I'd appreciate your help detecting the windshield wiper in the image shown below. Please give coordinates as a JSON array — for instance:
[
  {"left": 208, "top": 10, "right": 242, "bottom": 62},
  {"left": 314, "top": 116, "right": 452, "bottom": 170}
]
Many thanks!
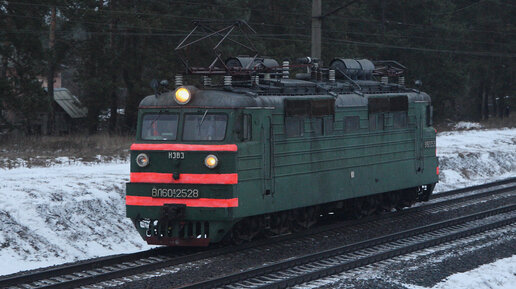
[{"left": 199, "top": 109, "right": 208, "bottom": 128}]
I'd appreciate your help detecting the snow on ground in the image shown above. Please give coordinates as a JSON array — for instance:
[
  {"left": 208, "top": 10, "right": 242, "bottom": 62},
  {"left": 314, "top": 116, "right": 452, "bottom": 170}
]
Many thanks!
[
  {"left": 435, "top": 128, "right": 516, "bottom": 192},
  {"left": 405, "top": 255, "right": 516, "bottom": 289},
  {"left": 0, "top": 126, "right": 515, "bottom": 278},
  {"left": 453, "top": 121, "right": 483, "bottom": 130},
  {"left": 0, "top": 163, "right": 151, "bottom": 275}
]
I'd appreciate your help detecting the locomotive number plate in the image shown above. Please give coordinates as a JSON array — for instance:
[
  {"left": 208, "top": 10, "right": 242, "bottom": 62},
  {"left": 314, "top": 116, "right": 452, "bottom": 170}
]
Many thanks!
[
  {"left": 168, "top": 152, "right": 185, "bottom": 159},
  {"left": 152, "top": 188, "right": 199, "bottom": 198},
  {"left": 424, "top": 140, "right": 436, "bottom": 148}
]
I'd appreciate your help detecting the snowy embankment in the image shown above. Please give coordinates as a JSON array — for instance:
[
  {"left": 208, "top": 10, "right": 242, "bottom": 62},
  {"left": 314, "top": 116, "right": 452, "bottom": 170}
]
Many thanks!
[
  {"left": 0, "top": 126, "right": 515, "bottom": 279},
  {"left": 435, "top": 128, "right": 516, "bottom": 192},
  {"left": 0, "top": 163, "right": 151, "bottom": 275}
]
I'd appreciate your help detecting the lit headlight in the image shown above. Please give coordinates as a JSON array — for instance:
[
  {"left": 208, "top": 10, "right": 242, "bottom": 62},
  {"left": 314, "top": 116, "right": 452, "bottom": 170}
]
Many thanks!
[
  {"left": 204, "top": 154, "right": 218, "bottom": 169},
  {"left": 136, "top": 153, "right": 149, "bottom": 167},
  {"left": 175, "top": 87, "right": 191, "bottom": 105}
]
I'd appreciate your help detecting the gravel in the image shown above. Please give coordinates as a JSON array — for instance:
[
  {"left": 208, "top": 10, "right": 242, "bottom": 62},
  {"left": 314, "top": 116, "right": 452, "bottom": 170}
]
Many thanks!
[{"left": 315, "top": 224, "right": 515, "bottom": 289}]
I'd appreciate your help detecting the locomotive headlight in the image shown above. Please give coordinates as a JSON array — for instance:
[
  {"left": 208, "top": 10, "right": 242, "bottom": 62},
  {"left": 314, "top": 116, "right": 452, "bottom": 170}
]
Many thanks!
[
  {"left": 136, "top": 153, "right": 150, "bottom": 167},
  {"left": 204, "top": 154, "right": 218, "bottom": 169},
  {"left": 174, "top": 87, "right": 191, "bottom": 105}
]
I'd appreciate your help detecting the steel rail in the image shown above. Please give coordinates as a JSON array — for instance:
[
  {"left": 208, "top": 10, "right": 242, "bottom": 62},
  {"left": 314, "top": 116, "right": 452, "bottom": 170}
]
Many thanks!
[
  {"left": 180, "top": 204, "right": 516, "bottom": 288},
  {"left": 0, "top": 247, "right": 176, "bottom": 288},
  {"left": 433, "top": 177, "right": 516, "bottom": 199},
  {"left": 1, "top": 177, "right": 515, "bottom": 288}
]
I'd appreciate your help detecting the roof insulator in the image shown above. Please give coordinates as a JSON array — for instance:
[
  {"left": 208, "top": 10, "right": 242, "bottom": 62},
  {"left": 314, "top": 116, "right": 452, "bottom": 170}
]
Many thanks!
[
  {"left": 329, "top": 69, "right": 336, "bottom": 82},
  {"left": 203, "top": 76, "right": 212, "bottom": 87},
  {"left": 282, "top": 60, "right": 290, "bottom": 79},
  {"left": 175, "top": 74, "right": 183, "bottom": 87},
  {"left": 381, "top": 76, "right": 388, "bottom": 85},
  {"left": 224, "top": 75, "right": 232, "bottom": 87}
]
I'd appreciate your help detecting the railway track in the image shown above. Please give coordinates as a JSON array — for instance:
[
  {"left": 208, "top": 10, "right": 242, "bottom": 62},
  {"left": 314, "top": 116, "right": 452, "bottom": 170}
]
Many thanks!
[
  {"left": 181, "top": 205, "right": 516, "bottom": 289},
  {"left": 1, "top": 177, "right": 515, "bottom": 289}
]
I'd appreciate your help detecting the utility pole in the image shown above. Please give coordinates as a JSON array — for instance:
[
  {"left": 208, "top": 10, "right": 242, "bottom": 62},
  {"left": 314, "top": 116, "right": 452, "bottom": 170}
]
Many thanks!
[
  {"left": 311, "top": 0, "right": 359, "bottom": 61},
  {"left": 311, "top": 0, "right": 322, "bottom": 60},
  {"left": 47, "top": 5, "right": 56, "bottom": 135},
  {"left": 109, "top": 9, "right": 118, "bottom": 133}
]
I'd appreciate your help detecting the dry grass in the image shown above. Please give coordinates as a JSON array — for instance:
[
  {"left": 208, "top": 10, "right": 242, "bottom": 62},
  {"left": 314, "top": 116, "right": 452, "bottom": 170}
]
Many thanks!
[
  {"left": 0, "top": 134, "right": 134, "bottom": 168},
  {"left": 480, "top": 114, "right": 516, "bottom": 129},
  {"left": 435, "top": 114, "right": 516, "bottom": 132}
]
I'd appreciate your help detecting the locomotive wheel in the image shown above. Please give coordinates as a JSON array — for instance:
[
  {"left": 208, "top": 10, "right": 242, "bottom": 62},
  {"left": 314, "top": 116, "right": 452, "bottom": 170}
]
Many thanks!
[
  {"left": 269, "top": 212, "right": 291, "bottom": 235},
  {"left": 232, "top": 218, "right": 261, "bottom": 244},
  {"left": 382, "top": 192, "right": 400, "bottom": 212},
  {"left": 396, "top": 188, "right": 417, "bottom": 211},
  {"left": 295, "top": 206, "right": 319, "bottom": 229},
  {"left": 360, "top": 196, "right": 380, "bottom": 216},
  {"left": 350, "top": 198, "right": 365, "bottom": 219},
  {"left": 249, "top": 216, "right": 264, "bottom": 240}
]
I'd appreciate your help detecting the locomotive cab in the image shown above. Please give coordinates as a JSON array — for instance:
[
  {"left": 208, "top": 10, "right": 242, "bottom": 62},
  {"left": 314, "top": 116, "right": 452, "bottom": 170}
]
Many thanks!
[{"left": 126, "top": 87, "right": 246, "bottom": 246}]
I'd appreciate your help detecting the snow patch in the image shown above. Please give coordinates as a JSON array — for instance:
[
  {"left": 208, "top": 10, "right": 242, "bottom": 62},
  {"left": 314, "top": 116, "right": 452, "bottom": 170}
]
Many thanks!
[
  {"left": 0, "top": 163, "right": 151, "bottom": 276},
  {"left": 0, "top": 155, "right": 129, "bottom": 170},
  {"left": 435, "top": 128, "right": 516, "bottom": 192},
  {"left": 453, "top": 121, "right": 483, "bottom": 130},
  {"left": 405, "top": 255, "right": 516, "bottom": 289}
]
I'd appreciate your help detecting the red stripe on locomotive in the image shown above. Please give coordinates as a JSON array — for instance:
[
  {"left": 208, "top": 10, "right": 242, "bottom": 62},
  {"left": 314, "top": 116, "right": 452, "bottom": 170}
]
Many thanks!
[
  {"left": 126, "top": 195, "right": 238, "bottom": 207},
  {"left": 130, "top": 143, "right": 238, "bottom": 151},
  {"left": 130, "top": 172, "right": 238, "bottom": 184}
]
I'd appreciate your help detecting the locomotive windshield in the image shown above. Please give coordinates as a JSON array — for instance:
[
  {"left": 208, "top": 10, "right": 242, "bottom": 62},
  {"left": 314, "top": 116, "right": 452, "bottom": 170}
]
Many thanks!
[
  {"left": 141, "top": 114, "right": 178, "bottom": 140},
  {"left": 183, "top": 113, "right": 227, "bottom": 141},
  {"left": 140, "top": 112, "right": 228, "bottom": 141}
]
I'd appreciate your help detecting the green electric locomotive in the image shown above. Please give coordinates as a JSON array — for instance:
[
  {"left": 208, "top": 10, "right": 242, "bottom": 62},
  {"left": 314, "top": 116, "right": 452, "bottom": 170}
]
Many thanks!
[
  {"left": 125, "top": 21, "right": 438, "bottom": 246},
  {"left": 125, "top": 57, "right": 438, "bottom": 246}
]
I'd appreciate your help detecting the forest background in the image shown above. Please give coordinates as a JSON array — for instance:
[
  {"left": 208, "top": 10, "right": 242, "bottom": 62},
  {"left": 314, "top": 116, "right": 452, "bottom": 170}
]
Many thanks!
[{"left": 0, "top": 0, "right": 514, "bottom": 135}]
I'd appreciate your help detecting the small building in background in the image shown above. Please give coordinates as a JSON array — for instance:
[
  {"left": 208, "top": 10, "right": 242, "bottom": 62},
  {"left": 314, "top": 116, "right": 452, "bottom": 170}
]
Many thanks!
[
  {"left": 1, "top": 63, "right": 88, "bottom": 134},
  {"left": 36, "top": 88, "right": 88, "bottom": 134}
]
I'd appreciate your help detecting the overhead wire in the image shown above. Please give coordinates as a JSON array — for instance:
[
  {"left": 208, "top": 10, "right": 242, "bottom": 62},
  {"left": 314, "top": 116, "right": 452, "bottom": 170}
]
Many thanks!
[
  {"left": 431, "top": 0, "right": 489, "bottom": 16},
  {"left": 1, "top": 1, "right": 514, "bottom": 58},
  {"left": 2, "top": 1, "right": 308, "bottom": 31},
  {"left": 146, "top": 0, "right": 310, "bottom": 17},
  {"left": 251, "top": 34, "right": 516, "bottom": 58},
  {"left": 2, "top": 28, "right": 514, "bottom": 58},
  {"left": 3, "top": 11, "right": 514, "bottom": 49},
  {"left": 4, "top": 0, "right": 515, "bottom": 36}
]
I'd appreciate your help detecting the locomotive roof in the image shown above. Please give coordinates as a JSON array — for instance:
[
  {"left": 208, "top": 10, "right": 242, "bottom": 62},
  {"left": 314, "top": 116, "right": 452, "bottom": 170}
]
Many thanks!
[{"left": 139, "top": 80, "right": 430, "bottom": 109}]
